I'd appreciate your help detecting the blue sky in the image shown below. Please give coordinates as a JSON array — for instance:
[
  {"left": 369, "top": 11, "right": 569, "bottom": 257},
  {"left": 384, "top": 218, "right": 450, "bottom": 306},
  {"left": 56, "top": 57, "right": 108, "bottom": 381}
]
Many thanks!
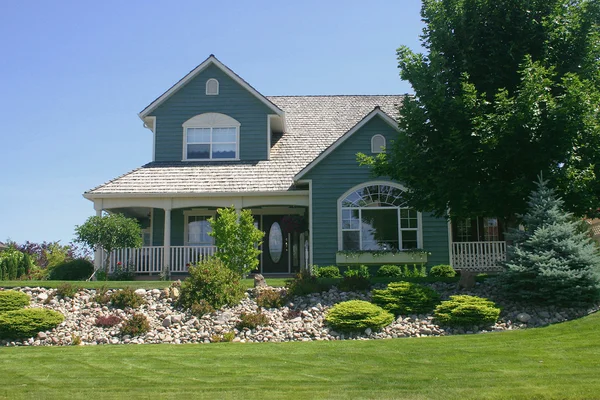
[{"left": 0, "top": 0, "right": 425, "bottom": 245}]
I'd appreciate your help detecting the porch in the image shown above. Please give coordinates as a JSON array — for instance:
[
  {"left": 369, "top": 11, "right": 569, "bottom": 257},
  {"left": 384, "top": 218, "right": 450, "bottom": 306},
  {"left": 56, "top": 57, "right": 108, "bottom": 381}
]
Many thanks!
[{"left": 451, "top": 241, "right": 507, "bottom": 272}]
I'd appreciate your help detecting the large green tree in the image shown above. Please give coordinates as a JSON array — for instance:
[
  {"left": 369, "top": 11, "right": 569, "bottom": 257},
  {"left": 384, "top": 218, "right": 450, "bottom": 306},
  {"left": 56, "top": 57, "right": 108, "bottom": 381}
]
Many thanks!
[{"left": 362, "top": 0, "right": 600, "bottom": 220}]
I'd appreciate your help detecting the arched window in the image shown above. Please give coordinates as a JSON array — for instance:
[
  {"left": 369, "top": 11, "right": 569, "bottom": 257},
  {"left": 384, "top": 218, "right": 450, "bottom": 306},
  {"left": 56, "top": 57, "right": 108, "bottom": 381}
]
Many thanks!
[
  {"left": 206, "top": 78, "right": 219, "bottom": 95},
  {"left": 371, "top": 134, "right": 386, "bottom": 153},
  {"left": 183, "top": 113, "right": 240, "bottom": 160},
  {"left": 339, "top": 183, "right": 421, "bottom": 251}
]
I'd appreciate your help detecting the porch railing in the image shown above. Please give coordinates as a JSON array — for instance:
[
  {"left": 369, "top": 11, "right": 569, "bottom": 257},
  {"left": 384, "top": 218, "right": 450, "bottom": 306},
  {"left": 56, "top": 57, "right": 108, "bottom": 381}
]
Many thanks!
[
  {"left": 102, "top": 245, "right": 217, "bottom": 274},
  {"left": 451, "top": 241, "right": 506, "bottom": 272}
]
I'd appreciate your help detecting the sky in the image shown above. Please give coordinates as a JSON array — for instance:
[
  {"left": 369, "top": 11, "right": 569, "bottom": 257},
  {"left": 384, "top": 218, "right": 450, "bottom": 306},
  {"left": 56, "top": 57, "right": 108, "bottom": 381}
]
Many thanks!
[{"left": 0, "top": 0, "right": 425, "bottom": 246}]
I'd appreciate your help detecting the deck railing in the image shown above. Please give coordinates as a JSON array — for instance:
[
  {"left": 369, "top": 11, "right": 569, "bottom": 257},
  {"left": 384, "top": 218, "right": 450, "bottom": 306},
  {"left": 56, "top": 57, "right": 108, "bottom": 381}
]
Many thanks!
[
  {"left": 102, "top": 245, "right": 217, "bottom": 274},
  {"left": 451, "top": 241, "right": 506, "bottom": 272}
]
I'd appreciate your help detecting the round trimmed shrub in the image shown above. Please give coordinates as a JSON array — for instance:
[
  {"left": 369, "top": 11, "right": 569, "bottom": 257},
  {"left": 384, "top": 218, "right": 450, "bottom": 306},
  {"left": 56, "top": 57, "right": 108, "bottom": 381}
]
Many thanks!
[
  {"left": 429, "top": 264, "right": 456, "bottom": 278},
  {"left": 0, "top": 291, "right": 30, "bottom": 313},
  {"left": 325, "top": 300, "right": 393, "bottom": 332},
  {"left": 434, "top": 295, "right": 500, "bottom": 327},
  {"left": 372, "top": 281, "right": 441, "bottom": 315},
  {"left": 178, "top": 257, "right": 245, "bottom": 310},
  {"left": 0, "top": 308, "right": 64, "bottom": 339},
  {"left": 377, "top": 265, "right": 403, "bottom": 278},
  {"left": 48, "top": 258, "right": 94, "bottom": 281},
  {"left": 120, "top": 313, "right": 150, "bottom": 336},
  {"left": 314, "top": 266, "right": 342, "bottom": 278}
]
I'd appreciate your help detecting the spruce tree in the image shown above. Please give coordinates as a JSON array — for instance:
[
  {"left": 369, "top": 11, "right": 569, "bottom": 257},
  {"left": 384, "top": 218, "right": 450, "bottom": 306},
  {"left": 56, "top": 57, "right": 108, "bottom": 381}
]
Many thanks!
[{"left": 501, "top": 177, "right": 600, "bottom": 306}]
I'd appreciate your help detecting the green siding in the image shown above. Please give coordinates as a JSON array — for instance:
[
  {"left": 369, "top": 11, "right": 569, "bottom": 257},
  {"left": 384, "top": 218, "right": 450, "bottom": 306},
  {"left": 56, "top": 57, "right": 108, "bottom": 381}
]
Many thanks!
[
  {"left": 151, "top": 64, "right": 274, "bottom": 161},
  {"left": 303, "top": 115, "right": 450, "bottom": 267}
]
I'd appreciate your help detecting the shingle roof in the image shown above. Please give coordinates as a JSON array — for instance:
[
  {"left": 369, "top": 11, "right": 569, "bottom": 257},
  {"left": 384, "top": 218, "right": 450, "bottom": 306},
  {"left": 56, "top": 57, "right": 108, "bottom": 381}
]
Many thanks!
[{"left": 86, "top": 95, "right": 404, "bottom": 196}]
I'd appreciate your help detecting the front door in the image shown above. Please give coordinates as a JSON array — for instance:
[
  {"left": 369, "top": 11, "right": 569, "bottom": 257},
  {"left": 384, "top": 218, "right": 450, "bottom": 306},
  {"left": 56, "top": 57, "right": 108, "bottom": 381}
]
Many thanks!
[{"left": 262, "top": 215, "right": 289, "bottom": 273}]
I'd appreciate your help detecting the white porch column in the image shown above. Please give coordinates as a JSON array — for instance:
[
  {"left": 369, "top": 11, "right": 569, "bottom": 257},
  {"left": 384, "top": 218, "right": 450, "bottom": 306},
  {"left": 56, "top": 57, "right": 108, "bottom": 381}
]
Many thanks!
[
  {"left": 94, "top": 205, "right": 103, "bottom": 272},
  {"left": 163, "top": 207, "right": 172, "bottom": 276}
]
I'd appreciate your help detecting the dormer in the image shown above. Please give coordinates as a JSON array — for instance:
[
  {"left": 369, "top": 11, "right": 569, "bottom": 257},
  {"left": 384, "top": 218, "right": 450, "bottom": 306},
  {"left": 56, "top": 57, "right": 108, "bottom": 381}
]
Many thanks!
[{"left": 139, "top": 55, "right": 285, "bottom": 162}]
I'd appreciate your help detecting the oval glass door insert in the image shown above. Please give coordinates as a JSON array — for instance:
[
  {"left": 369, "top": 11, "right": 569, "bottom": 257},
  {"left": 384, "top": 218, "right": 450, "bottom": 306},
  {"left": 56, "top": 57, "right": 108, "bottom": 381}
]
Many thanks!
[{"left": 269, "top": 222, "right": 283, "bottom": 263}]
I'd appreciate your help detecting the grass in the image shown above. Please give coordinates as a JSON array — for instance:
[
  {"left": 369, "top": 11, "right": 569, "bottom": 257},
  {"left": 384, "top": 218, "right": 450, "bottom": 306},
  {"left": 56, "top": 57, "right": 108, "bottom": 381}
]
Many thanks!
[
  {"left": 0, "top": 278, "right": 288, "bottom": 290},
  {"left": 1, "top": 312, "right": 599, "bottom": 399}
]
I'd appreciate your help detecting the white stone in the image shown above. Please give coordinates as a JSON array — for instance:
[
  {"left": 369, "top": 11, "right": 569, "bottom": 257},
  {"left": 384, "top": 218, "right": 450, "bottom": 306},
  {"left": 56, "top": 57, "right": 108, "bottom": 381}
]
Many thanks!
[{"left": 516, "top": 313, "right": 531, "bottom": 323}]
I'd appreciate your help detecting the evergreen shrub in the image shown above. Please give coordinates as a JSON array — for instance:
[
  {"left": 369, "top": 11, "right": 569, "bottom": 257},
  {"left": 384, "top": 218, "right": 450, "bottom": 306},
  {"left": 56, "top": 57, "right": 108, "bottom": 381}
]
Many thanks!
[
  {"left": 110, "top": 287, "right": 146, "bottom": 309},
  {"left": 325, "top": 300, "right": 393, "bottom": 332},
  {"left": 314, "top": 265, "right": 342, "bottom": 278},
  {"left": 434, "top": 295, "right": 500, "bottom": 327},
  {"left": 0, "top": 291, "right": 30, "bottom": 313},
  {"left": 429, "top": 265, "right": 456, "bottom": 278},
  {"left": 0, "top": 308, "right": 64, "bottom": 339},
  {"left": 0, "top": 249, "right": 33, "bottom": 280},
  {"left": 120, "top": 313, "right": 150, "bottom": 336},
  {"left": 371, "top": 281, "right": 441, "bottom": 315},
  {"left": 48, "top": 258, "right": 94, "bottom": 280},
  {"left": 377, "top": 265, "right": 403, "bottom": 278},
  {"left": 178, "top": 257, "right": 245, "bottom": 310},
  {"left": 344, "top": 265, "right": 370, "bottom": 279}
]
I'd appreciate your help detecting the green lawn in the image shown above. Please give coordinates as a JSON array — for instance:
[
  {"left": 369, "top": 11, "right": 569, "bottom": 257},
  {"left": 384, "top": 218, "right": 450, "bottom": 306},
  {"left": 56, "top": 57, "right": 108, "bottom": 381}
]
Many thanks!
[
  {"left": 1, "top": 312, "right": 599, "bottom": 399},
  {"left": 0, "top": 278, "right": 288, "bottom": 290}
]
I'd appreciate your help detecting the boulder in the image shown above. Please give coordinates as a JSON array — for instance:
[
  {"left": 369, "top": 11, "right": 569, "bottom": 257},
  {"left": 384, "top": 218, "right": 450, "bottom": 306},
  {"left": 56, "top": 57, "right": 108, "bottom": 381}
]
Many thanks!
[
  {"left": 254, "top": 274, "right": 267, "bottom": 288},
  {"left": 516, "top": 313, "right": 531, "bottom": 323},
  {"left": 458, "top": 270, "right": 477, "bottom": 289}
]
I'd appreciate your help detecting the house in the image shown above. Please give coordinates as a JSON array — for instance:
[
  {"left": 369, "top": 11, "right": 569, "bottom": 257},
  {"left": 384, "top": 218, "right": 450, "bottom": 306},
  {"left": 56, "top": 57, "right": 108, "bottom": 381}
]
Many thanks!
[
  {"left": 0, "top": 242, "right": 7, "bottom": 252},
  {"left": 84, "top": 55, "right": 506, "bottom": 276}
]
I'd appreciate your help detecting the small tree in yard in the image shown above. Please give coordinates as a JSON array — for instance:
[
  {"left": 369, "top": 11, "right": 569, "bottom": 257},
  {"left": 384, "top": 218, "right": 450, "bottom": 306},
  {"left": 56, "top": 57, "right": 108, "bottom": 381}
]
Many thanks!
[
  {"left": 208, "top": 206, "right": 264, "bottom": 276},
  {"left": 500, "top": 177, "right": 600, "bottom": 307},
  {"left": 74, "top": 213, "right": 142, "bottom": 280}
]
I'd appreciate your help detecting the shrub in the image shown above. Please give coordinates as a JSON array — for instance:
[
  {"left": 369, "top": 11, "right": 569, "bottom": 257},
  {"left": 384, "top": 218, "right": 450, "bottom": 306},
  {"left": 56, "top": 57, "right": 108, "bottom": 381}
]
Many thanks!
[
  {"left": 377, "top": 265, "right": 403, "bottom": 278},
  {"left": 371, "top": 282, "right": 441, "bottom": 315},
  {"left": 93, "top": 286, "right": 111, "bottom": 304},
  {"left": 0, "top": 291, "right": 30, "bottom": 313},
  {"left": 337, "top": 276, "right": 371, "bottom": 292},
  {"left": 178, "top": 257, "right": 245, "bottom": 310},
  {"left": 48, "top": 258, "right": 94, "bottom": 281},
  {"left": 236, "top": 312, "right": 269, "bottom": 330},
  {"left": 108, "top": 262, "right": 136, "bottom": 281},
  {"left": 0, "top": 308, "right": 64, "bottom": 339},
  {"left": 429, "top": 264, "right": 456, "bottom": 278},
  {"left": 325, "top": 300, "right": 393, "bottom": 332},
  {"left": 120, "top": 313, "right": 150, "bottom": 336},
  {"left": 0, "top": 249, "right": 33, "bottom": 280},
  {"left": 434, "top": 295, "right": 501, "bottom": 327},
  {"left": 189, "top": 300, "right": 215, "bottom": 317},
  {"left": 256, "top": 289, "right": 285, "bottom": 309},
  {"left": 314, "top": 266, "right": 342, "bottom": 278},
  {"left": 222, "top": 331, "right": 236, "bottom": 342},
  {"left": 110, "top": 287, "right": 146, "bottom": 309},
  {"left": 286, "top": 270, "right": 329, "bottom": 297},
  {"left": 95, "top": 315, "right": 122, "bottom": 328},
  {"left": 401, "top": 264, "right": 427, "bottom": 278},
  {"left": 56, "top": 283, "right": 81, "bottom": 298},
  {"left": 71, "top": 333, "right": 82, "bottom": 346},
  {"left": 344, "top": 265, "right": 370, "bottom": 279}
]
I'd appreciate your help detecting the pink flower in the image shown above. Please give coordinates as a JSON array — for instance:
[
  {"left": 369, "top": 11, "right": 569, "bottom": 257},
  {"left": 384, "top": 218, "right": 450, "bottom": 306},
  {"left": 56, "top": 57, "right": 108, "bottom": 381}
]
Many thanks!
[{"left": 117, "top": 261, "right": 122, "bottom": 266}]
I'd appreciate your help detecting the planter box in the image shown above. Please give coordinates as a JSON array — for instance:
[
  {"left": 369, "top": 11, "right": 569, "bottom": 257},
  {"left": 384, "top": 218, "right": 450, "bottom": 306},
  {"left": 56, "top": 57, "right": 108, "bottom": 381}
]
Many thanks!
[{"left": 336, "top": 252, "right": 428, "bottom": 265}]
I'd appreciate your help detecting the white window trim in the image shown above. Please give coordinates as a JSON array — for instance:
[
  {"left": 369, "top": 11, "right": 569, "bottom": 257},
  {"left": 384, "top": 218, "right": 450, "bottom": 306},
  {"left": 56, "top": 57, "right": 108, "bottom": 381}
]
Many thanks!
[
  {"left": 206, "top": 78, "right": 219, "bottom": 95},
  {"left": 183, "top": 210, "right": 217, "bottom": 246},
  {"left": 371, "top": 134, "right": 386, "bottom": 154},
  {"left": 182, "top": 113, "right": 241, "bottom": 161},
  {"left": 337, "top": 181, "right": 423, "bottom": 251}
]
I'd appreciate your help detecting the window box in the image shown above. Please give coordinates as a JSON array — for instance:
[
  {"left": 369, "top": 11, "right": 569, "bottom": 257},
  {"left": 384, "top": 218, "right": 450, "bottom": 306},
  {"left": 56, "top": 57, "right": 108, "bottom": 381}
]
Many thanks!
[{"left": 336, "top": 251, "right": 428, "bottom": 265}]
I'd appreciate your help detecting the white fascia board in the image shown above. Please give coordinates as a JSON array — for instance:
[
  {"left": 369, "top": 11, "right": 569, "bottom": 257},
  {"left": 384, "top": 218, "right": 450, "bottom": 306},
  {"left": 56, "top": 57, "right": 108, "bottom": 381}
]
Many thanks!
[
  {"left": 83, "top": 190, "right": 309, "bottom": 200},
  {"left": 138, "top": 55, "right": 285, "bottom": 120},
  {"left": 293, "top": 108, "right": 398, "bottom": 181}
]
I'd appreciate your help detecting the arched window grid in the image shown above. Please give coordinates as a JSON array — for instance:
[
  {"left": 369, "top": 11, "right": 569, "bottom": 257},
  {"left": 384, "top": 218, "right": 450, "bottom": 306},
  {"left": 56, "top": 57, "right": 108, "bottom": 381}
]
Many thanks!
[
  {"left": 371, "top": 134, "right": 386, "bottom": 154},
  {"left": 339, "top": 184, "right": 420, "bottom": 251},
  {"left": 206, "top": 78, "right": 219, "bottom": 95}
]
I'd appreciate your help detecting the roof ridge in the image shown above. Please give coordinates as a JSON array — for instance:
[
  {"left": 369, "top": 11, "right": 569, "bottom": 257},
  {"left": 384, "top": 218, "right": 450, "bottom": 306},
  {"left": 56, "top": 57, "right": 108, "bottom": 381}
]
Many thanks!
[{"left": 266, "top": 94, "right": 408, "bottom": 98}]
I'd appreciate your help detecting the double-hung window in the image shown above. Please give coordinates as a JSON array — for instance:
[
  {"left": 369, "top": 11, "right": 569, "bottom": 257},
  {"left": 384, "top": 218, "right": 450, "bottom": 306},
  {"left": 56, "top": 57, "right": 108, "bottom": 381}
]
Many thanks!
[{"left": 183, "top": 113, "right": 240, "bottom": 161}]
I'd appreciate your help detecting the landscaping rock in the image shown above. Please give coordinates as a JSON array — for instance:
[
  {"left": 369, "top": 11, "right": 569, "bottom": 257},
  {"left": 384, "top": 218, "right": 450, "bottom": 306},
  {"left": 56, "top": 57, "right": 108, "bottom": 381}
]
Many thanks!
[
  {"left": 254, "top": 274, "right": 268, "bottom": 288},
  {"left": 516, "top": 313, "right": 531, "bottom": 323}
]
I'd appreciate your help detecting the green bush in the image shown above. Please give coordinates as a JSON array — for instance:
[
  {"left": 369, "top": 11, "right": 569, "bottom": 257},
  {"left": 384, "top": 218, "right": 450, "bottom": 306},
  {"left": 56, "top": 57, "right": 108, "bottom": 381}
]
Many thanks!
[
  {"left": 401, "top": 264, "right": 427, "bottom": 278},
  {"left": 314, "top": 266, "right": 342, "bottom": 278},
  {"left": 0, "top": 249, "right": 33, "bottom": 280},
  {"left": 371, "top": 282, "right": 441, "bottom": 315},
  {"left": 108, "top": 262, "right": 136, "bottom": 281},
  {"left": 434, "top": 295, "right": 501, "bottom": 327},
  {"left": 0, "top": 291, "right": 30, "bottom": 313},
  {"left": 178, "top": 257, "right": 245, "bottom": 310},
  {"left": 0, "top": 308, "right": 64, "bottom": 339},
  {"left": 429, "top": 264, "right": 456, "bottom": 278},
  {"left": 120, "top": 313, "right": 150, "bottom": 336},
  {"left": 325, "top": 300, "right": 393, "bottom": 332},
  {"left": 110, "top": 287, "right": 146, "bottom": 309},
  {"left": 337, "top": 276, "right": 371, "bottom": 292},
  {"left": 344, "top": 265, "right": 370, "bottom": 279},
  {"left": 56, "top": 283, "right": 81, "bottom": 298},
  {"left": 48, "top": 258, "right": 94, "bottom": 281},
  {"left": 236, "top": 312, "right": 269, "bottom": 330},
  {"left": 93, "top": 286, "right": 111, "bottom": 304},
  {"left": 286, "top": 270, "right": 330, "bottom": 297},
  {"left": 189, "top": 300, "right": 215, "bottom": 317},
  {"left": 377, "top": 265, "right": 403, "bottom": 278},
  {"left": 256, "top": 289, "right": 285, "bottom": 309}
]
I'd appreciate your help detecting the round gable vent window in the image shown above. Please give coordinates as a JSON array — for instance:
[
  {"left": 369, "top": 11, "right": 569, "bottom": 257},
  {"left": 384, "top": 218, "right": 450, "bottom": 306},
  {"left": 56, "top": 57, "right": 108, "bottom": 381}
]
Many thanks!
[{"left": 269, "top": 222, "right": 283, "bottom": 263}]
